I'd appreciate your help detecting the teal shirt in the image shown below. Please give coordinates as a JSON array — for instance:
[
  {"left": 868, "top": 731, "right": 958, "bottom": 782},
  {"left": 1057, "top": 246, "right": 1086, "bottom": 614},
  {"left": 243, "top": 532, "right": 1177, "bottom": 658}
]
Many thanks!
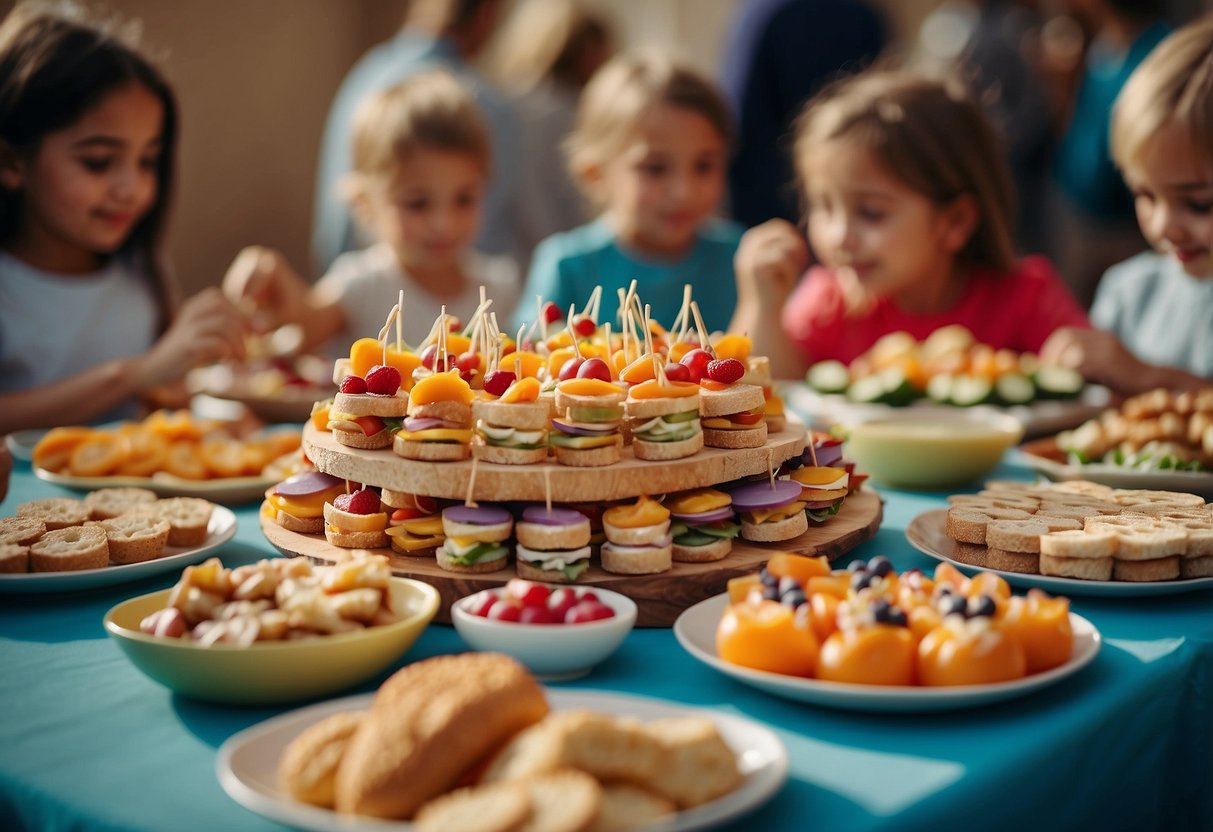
[{"left": 513, "top": 218, "right": 744, "bottom": 334}]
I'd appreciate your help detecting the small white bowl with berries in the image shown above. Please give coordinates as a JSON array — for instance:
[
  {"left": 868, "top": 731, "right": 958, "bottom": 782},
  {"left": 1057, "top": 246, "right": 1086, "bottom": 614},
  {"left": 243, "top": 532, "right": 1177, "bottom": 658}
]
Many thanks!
[{"left": 451, "top": 579, "right": 637, "bottom": 680}]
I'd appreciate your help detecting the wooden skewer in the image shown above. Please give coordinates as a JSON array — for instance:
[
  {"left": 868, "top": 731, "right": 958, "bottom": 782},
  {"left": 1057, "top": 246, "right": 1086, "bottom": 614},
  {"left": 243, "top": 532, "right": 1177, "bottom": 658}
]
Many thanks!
[
  {"left": 586, "top": 285, "right": 603, "bottom": 322},
  {"left": 807, "top": 436, "right": 819, "bottom": 467},
  {"left": 603, "top": 322, "right": 613, "bottom": 379},
  {"left": 439, "top": 305, "right": 448, "bottom": 371},
  {"left": 465, "top": 452, "right": 480, "bottom": 507},
  {"left": 544, "top": 467, "right": 552, "bottom": 514},
  {"left": 766, "top": 448, "right": 776, "bottom": 488},
  {"left": 565, "top": 304, "right": 578, "bottom": 353},
  {"left": 377, "top": 303, "right": 400, "bottom": 365},
  {"left": 690, "top": 301, "right": 711, "bottom": 353},
  {"left": 396, "top": 290, "right": 404, "bottom": 351}
]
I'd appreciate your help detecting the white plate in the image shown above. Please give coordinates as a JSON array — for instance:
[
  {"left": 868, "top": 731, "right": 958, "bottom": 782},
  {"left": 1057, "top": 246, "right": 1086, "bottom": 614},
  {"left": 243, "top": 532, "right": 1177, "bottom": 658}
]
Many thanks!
[
  {"left": 217, "top": 689, "right": 788, "bottom": 832},
  {"left": 783, "top": 383, "right": 1109, "bottom": 439},
  {"left": 674, "top": 594, "right": 1100, "bottom": 713},
  {"left": 0, "top": 506, "right": 236, "bottom": 593},
  {"left": 33, "top": 468, "right": 275, "bottom": 504},
  {"left": 1017, "top": 444, "right": 1213, "bottom": 500},
  {"left": 188, "top": 364, "right": 332, "bottom": 424},
  {"left": 906, "top": 509, "right": 1213, "bottom": 597},
  {"left": 5, "top": 429, "right": 48, "bottom": 462}
]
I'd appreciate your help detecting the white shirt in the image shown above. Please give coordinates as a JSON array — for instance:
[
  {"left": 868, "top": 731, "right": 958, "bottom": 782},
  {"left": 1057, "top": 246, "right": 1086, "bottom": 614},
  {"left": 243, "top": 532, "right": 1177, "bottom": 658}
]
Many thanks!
[
  {"left": 315, "top": 243, "right": 522, "bottom": 356},
  {"left": 0, "top": 251, "right": 159, "bottom": 396}
]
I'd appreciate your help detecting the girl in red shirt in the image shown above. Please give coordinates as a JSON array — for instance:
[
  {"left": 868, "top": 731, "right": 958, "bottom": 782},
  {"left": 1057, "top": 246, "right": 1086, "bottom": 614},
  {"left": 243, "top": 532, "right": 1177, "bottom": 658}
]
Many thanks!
[{"left": 732, "top": 70, "right": 1089, "bottom": 379}]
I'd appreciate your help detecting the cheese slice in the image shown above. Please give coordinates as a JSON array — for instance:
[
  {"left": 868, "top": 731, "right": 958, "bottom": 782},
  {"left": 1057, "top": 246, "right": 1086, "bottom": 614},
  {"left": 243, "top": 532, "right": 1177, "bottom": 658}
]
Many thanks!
[
  {"left": 397, "top": 428, "right": 473, "bottom": 443},
  {"left": 742, "top": 501, "right": 806, "bottom": 524},
  {"left": 398, "top": 515, "right": 444, "bottom": 536}
]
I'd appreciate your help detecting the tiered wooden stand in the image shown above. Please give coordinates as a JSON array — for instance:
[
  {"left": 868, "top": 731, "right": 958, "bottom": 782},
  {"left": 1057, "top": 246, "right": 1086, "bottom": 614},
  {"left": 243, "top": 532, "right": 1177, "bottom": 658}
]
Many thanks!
[{"left": 267, "top": 419, "right": 882, "bottom": 627}]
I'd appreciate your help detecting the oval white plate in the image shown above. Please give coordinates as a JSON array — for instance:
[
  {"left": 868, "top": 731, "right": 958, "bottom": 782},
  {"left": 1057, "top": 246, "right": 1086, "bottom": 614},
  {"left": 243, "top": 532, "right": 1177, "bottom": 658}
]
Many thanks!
[
  {"left": 674, "top": 594, "right": 1100, "bottom": 713},
  {"left": 907, "top": 509, "right": 1213, "bottom": 597},
  {"left": 0, "top": 506, "right": 236, "bottom": 594},
  {"left": 33, "top": 468, "right": 275, "bottom": 504},
  {"left": 1017, "top": 447, "right": 1213, "bottom": 500},
  {"left": 5, "top": 429, "right": 48, "bottom": 462},
  {"left": 216, "top": 688, "right": 788, "bottom": 832}
]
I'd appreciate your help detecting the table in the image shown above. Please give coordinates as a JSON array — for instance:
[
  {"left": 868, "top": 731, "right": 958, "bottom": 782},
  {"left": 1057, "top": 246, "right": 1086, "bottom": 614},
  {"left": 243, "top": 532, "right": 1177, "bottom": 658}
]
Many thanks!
[{"left": 1, "top": 455, "right": 1210, "bottom": 832}]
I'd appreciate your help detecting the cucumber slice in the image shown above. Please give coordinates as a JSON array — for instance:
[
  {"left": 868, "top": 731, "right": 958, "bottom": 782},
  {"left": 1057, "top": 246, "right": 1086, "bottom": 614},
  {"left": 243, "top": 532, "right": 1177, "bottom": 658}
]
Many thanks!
[
  {"left": 661, "top": 410, "right": 700, "bottom": 424},
  {"left": 994, "top": 373, "right": 1035, "bottom": 406},
  {"left": 876, "top": 367, "right": 918, "bottom": 407},
  {"left": 1034, "top": 366, "right": 1083, "bottom": 399},
  {"left": 673, "top": 530, "right": 719, "bottom": 546},
  {"left": 950, "top": 374, "right": 994, "bottom": 407},
  {"left": 847, "top": 374, "right": 888, "bottom": 404},
  {"left": 806, "top": 360, "right": 850, "bottom": 395},
  {"left": 567, "top": 405, "right": 625, "bottom": 422},
  {"left": 926, "top": 374, "right": 955, "bottom": 404}
]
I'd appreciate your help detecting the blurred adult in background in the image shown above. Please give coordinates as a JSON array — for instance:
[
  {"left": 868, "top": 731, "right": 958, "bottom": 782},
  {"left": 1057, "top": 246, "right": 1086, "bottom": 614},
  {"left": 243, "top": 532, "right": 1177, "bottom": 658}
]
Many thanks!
[
  {"left": 720, "top": 0, "right": 887, "bottom": 229},
  {"left": 312, "top": 0, "right": 517, "bottom": 274},
  {"left": 912, "top": 1, "right": 1054, "bottom": 253},
  {"left": 485, "top": 0, "right": 614, "bottom": 274},
  {"left": 1047, "top": 0, "right": 1170, "bottom": 308}
]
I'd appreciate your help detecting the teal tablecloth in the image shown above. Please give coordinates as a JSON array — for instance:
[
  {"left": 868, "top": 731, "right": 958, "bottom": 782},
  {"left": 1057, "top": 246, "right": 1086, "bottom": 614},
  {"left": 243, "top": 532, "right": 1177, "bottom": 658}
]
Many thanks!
[{"left": 1, "top": 456, "right": 1210, "bottom": 832}]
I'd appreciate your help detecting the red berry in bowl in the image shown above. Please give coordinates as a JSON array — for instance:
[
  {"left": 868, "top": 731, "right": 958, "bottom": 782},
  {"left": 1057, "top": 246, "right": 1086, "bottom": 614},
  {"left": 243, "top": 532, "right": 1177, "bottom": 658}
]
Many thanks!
[
  {"left": 483, "top": 369, "right": 516, "bottom": 397},
  {"left": 487, "top": 600, "right": 522, "bottom": 622},
  {"left": 566, "top": 600, "right": 615, "bottom": 624},
  {"left": 365, "top": 364, "right": 402, "bottom": 395},
  {"left": 506, "top": 578, "right": 550, "bottom": 608},
  {"left": 705, "top": 358, "right": 744, "bottom": 384},
  {"left": 470, "top": 591, "right": 497, "bottom": 618},
  {"left": 519, "top": 604, "right": 556, "bottom": 625},
  {"left": 333, "top": 488, "right": 381, "bottom": 515},
  {"left": 542, "top": 301, "right": 563, "bottom": 325},
  {"left": 679, "top": 348, "right": 713, "bottom": 383},
  {"left": 339, "top": 375, "right": 367, "bottom": 394},
  {"left": 546, "top": 587, "right": 579, "bottom": 620}
]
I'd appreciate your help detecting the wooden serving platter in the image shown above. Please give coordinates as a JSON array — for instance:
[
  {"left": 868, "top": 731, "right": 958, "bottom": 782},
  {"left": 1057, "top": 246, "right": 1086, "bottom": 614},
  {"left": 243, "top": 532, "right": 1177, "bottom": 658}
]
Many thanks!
[
  {"left": 260, "top": 490, "right": 883, "bottom": 627},
  {"left": 301, "top": 421, "right": 807, "bottom": 503}
]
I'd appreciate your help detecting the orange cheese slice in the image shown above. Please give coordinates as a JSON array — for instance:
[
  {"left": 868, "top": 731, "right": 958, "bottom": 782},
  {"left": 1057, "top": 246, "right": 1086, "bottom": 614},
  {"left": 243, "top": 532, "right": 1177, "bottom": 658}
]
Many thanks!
[
  {"left": 742, "top": 501, "right": 806, "bottom": 524},
  {"left": 397, "top": 428, "right": 473, "bottom": 443},
  {"left": 666, "top": 488, "right": 731, "bottom": 515}
]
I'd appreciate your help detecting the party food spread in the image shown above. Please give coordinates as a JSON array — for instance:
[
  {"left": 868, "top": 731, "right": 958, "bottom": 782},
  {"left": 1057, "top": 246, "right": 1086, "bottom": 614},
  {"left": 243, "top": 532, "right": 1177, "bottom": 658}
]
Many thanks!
[{"left": 1053, "top": 387, "right": 1213, "bottom": 471}]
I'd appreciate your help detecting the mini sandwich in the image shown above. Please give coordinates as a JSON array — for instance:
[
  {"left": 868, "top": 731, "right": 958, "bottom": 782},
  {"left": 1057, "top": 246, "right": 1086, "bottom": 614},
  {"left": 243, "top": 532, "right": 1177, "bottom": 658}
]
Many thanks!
[
  {"left": 742, "top": 356, "right": 786, "bottom": 433},
  {"left": 665, "top": 487, "right": 739, "bottom": 562},
  {"left": 551, "top": 378, "right": 626, "bottom": 467},
  {"left": 262, "top": 471, "right": 346, "bottom": 534},
  {"left": 625, "top": 378, "right": 703, "bottom": 460},
  {"left": 394, "top": 371, "right": 474, "bottom": 462},
  {"left": 437, "top": 505, "right": 512, "bottom": 573},
  {"left": 323, "top": 487, "right": 389, "bottom": 548},
  {"left": 601, "top": 495, "right": 672, "bottom": 575},
  {"left": 730, "top": 479, "right": 807, "bottom": 542},
  {"left": 327, "top": 367, "right": 408, "bottom": 449},
  {"left": 698, "top": 359, "right": 767, "bottom": 449},
  {"left": 514, "top": 505, "right": 592, "bottom": 583},
  {"left": 472, "top": 377, "right": 549, "bottom": 465},
  {"left": 789, "top": 466, "right": 849, "bottom": 523},
  {"left": 381, "top": 488, "right": 444, "bottom": 556}
]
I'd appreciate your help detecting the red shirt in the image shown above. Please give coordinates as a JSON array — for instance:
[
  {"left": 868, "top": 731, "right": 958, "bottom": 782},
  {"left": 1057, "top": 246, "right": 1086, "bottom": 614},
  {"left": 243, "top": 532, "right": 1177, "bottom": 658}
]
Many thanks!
[{"left": 781, "top": 256, "right": 1090, "bottom": 364}]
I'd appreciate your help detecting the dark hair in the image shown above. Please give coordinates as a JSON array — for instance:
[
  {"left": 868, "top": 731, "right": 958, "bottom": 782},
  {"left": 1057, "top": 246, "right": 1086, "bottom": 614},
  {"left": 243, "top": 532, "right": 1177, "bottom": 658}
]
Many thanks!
[{"left": 0, "top": 3, "right": 179, "bottom": 318}]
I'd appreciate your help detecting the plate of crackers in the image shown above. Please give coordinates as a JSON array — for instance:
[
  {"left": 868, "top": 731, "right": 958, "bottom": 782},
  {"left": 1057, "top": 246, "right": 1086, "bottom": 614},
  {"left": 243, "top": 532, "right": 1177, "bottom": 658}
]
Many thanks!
[
  {"left": 0, "top": 489, "right": 235, "bottom": 593},
  {"left": 217, "top": 653, "right": 788, "bottom": 832},
  {"left": 906, "top": 480, "right": 1213, "bottom": 596}
]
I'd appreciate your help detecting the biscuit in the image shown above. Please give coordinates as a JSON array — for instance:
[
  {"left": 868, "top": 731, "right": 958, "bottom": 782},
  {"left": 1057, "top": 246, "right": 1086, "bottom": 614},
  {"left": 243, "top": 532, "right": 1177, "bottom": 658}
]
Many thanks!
[
  {"left": 1039, "top": 529, "right": 1117, "bottom": 559},
  {"left": 518, "top": 769, "right": 603, "bottom": 832},
  {"left": 413, "top": 780, "right": 531, "bottom": 832},
  {"left": 1035, "top": 503, "right": 1106, "bottom": 520},
  {"left": 643, "top": 718, "right": 741, "bottom": 808},
  {"left": 29, "top": 525, "right": 108, "bottom": 572},
  {"left": 0, "top": 543, "right": 29, "bottom": 573},
  {"left": 985, "top": 520, "right": 1049, "bottom": 554},
  {"left": 949, "top": 541, "right": 988, "bottom": 567},
  {"left": 945, "top": 508, "right": 993, "bottom": 545},
  {"left": 1113, "top": 528, "right": 1186, "bottom": 561},
  {"left": 1039, "top": 552, "right": 1113, "bottom": 581},
  {"left": 129, "top": 497, "right": 214, "bottom": 546},
  {"left": 984, "top": 548, "right": 1040, "bottom": 574},
  {"left": 17, "top": 498, "right": 89, "bottom": 530},
  {"left": 587, "top": 784, "right": 675, "bottom": 832},
  {"left": 279, "top": 712, "right": 364, "bottom": 808},
  {"left": 1113, "top": 556, "right": 1180, "bottom": 582},
  {"left": 1030, "top": 514, "right": 1084, "bottom": 532},
  {"left": 334, "top": 653, "right": 549, "bottom": 819},
  {"left": 84, "top": 486, "right": 158, "bottom": 520},
  {"left": 0, "top": 516, "right": 46, "bottom": 546},
  {"left": 92, "top": 514, "right": 171, "bottom": 564}
]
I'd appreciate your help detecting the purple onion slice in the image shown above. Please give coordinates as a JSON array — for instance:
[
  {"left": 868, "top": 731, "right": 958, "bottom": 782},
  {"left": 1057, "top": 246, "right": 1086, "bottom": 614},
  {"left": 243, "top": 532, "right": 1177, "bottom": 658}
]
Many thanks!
[
  {"left": 807, "top": 443, "right": 844, "bottom": 468},
  {"left": 521, "top": 506, "right": 588, "bottom": 526},
  {"left": 443, "top": 505, "right": 512, "bottom": 525},
  {"left": 550, "top": 419, "right": 616, "bottom": 437},
  {"left": 405, "top": 417, "right": 452, "bottom": 432},
  {"left": 273, "top": 471, "right": 344, "bottom": 497},
  {"left": 729, "top": 479, "right": 803, "bottom": 511},
  {"left": 670, "top": 506, "right": 735, "bottom": 524}
]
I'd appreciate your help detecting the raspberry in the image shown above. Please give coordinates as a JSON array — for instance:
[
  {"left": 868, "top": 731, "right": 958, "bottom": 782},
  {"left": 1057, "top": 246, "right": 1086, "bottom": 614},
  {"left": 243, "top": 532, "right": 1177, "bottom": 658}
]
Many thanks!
[
  {"left": 705, "top": 358, "right": 745, "bottom": 384},
  {"left": 339, "top": 375, "right": 367, "bottom": 394},
  {"left": 333, "top": 487, "right": 381, "bottom": 515},
  {"left": 365, "top": 364, "right": 402, "bottom": 395}
]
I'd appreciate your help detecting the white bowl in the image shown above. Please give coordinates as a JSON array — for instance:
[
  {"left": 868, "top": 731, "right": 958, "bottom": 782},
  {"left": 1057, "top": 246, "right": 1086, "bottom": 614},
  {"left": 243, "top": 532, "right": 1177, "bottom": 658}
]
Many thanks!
[{"left": 451, "top": 585, "right": 637, "bottom": 681}]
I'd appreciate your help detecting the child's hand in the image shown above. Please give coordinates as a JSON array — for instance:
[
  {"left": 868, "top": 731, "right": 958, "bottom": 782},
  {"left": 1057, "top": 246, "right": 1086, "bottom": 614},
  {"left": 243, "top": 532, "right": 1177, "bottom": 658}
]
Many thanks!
[
  {"left": 1041, "top": 327, "right": 1144, "bottom": 392},
  {"left": 222, "top": 245, "right": 308, "bottom": 333},
  {"left": 734, "top": 219, "right": 810, "bottom": 305},
  {"left": 137, "top": 288, "right": 246, "bottom": 389}
]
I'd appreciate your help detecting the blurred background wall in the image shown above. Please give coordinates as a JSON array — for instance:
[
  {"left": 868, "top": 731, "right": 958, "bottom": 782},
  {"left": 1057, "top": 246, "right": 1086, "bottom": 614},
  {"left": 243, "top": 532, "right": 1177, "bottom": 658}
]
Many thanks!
[{"left": 0, "top": 0, "right": 1204, "bottom": 298}]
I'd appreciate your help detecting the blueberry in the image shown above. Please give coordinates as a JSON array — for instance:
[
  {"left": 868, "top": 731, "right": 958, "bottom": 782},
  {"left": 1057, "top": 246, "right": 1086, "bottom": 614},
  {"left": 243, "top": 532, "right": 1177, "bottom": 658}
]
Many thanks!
[
  {"left": 759, "top": 567, "right": 778, "bottom": 587},
  {"left": 850, "top": 571, "right": 875, "bottom": 592},
  {"left": 872, "top": 599, "right": 908, "bottom": 627},
  {"left": 868, "top": 556, "right": 893, "bottom": 577},
  {"left": 871, "top": 598, "right": 892, "bottom": 616},
  {"left": 934, "top": 584, "right": 955, "bottom": 597},
  {"left": 847, "top": 559, "right": 868, "bottom": 574},
  {"left": 762, "top": 584, "right": 779, "bottom": 601},
  {"left": 781, "top": 590, "right": 807, "bottom": 609},
  {"left": 968, "top": 595, "right": 997, "bottom": 618},
  {"left": 778, "top": 576, "right": 801, "bottom": 597},
  {"left": 939, "top": 595, "right": 968, "bottom": 617},
  {"left": 886, "top": 608, "right": 908, "bottom": 627}
]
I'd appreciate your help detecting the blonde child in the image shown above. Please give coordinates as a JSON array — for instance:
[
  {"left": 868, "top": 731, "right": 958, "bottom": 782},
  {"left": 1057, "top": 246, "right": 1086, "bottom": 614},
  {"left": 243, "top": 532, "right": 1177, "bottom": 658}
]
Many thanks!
[
  {"left": 512, "top": 51, "right": 742, "bottom": 333},
  {"left": 0, "top": 3, "right": 245, "bottom": 434},
  {"left": 733, "top": 70, "right": 1089, "bottom": 380},
  {"left": 224, "top": 70, "right": 520, "bottom": 354},
  {"left": 1042, "top": 16, "right": 1213, "bottom": 395}
]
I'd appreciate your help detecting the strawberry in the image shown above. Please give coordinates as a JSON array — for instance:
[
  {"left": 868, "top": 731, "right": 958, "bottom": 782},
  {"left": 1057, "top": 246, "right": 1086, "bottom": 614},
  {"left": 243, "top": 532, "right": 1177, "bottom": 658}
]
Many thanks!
[
  {"left": 339, "top": 375, "right": 367, "bottom": 394},
  {"left": 365, "top": 365, "right": 402, "bottom": 396},
  {"left": 706, "top": 358, "right": 745, "bottom": 384},
  {"left": 334, "top": 487, "right": 381, "bottom": 515}
]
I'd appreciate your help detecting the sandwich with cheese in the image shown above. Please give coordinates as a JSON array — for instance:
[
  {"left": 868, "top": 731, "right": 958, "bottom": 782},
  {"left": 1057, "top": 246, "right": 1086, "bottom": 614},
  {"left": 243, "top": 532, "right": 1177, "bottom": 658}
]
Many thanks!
[
  {"left": 328, "top": 367, "right": 408, "bottom": 450},
  {"left": 625, "top": 378, "right": 703, "bottom": 460},
  {"left": 551, "top": 378, "right": 626, "bottom": 467},
  {"left": 665, "top": 487, "right": 739, "bottom": 562},
  {"left": 394, "top": 371, "right": 474, "bottom": 462},
  {"left": 437, "top": 505, "right": 512, "bottom": 573},
  {"left": 730, "top": 479, "right": 807, "bottom": 542},
  {"left": 601, "top": 495, "right": 672, "bottom": 574},
  {"left": 789, "top": 466, "right": 849, "bottom": 523},
  {"left": 381, "top": 489, "right": 444, "bottom": 556},
  {"left": 514, "top": 505, "right": 592, "bottom": 582},
  {"left": 473, "top": 377, "right": 549, "bottom": 465},
  {"left": 263, "top": 471, "right": 347, "bottom": 534}
]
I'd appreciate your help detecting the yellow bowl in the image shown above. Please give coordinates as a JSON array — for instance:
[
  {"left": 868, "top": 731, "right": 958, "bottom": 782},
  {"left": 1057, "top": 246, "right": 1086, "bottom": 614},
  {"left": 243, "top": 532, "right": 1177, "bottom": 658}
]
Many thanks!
[
  {"left": 845, "top": 411, "right": 1024, "bottom": 490},
  {"left": 105, "top": 577, "right": 440, "bottom": 705}
]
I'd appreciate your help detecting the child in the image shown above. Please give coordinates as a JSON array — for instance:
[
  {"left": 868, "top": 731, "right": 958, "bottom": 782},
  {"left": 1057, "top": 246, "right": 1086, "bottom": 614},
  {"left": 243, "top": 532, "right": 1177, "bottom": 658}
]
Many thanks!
[
  {"left": 732, "top": 69, "right": 1089, "bottom": 380},
  {"left": 1041, "top": 16, "right": 1213, "bottom": 395},
  {"left": 512, "top": 51, "right": 743, "bottom": 334},
  {"left": 224, "top": 70, "right": 520, "bottom": 355},
  {"left": 0, "top": 3, "right": 245, "bottom": 434}
]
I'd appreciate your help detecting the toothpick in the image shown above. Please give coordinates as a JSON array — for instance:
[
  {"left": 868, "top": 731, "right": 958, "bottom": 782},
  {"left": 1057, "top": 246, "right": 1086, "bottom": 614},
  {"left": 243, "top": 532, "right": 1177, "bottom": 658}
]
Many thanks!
[
  {"left": 690, "top": 301, "right": 711, "bottom": 353},
  {"left": 377, "top": 303, "right": 400, "bottom": 365},
  {"left": 565, "top": 304, "right": 578, "bottom": 353},
  {"left": 396, "top": 290, "right": 404, "bottom": 351},
  {"left": 603, "top": 322, "right": 613, "bottom": 379},
  {"left": 766, "top": 448, "right": 775, "bottom": 488},
  {"left": 439, "top": 305, "right": 448, "bottom": 370},
  {"left": 808, "top": 436, "right": 819, "bottom": 467},
  {"left": 465, "top": 453, "right": 480, "bottom": 507},
  {"left": 536, "top": 295, "right": 548, "bottom": 341},
  {"left": 586, "top": 285, "right": 603, "bottom": 322},
  {"left": 544, "top": 467, "right": 552, "bottom": 514},
  {"left": 642, "top": 304, "right": 655, "bottom": 357}
]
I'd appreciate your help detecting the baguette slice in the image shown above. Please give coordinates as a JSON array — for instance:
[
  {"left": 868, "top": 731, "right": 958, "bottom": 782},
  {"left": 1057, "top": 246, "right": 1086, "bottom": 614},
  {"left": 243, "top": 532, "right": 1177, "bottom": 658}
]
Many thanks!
[{"left": 29, "top": 525, "right": 108, "bottom": 572}]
